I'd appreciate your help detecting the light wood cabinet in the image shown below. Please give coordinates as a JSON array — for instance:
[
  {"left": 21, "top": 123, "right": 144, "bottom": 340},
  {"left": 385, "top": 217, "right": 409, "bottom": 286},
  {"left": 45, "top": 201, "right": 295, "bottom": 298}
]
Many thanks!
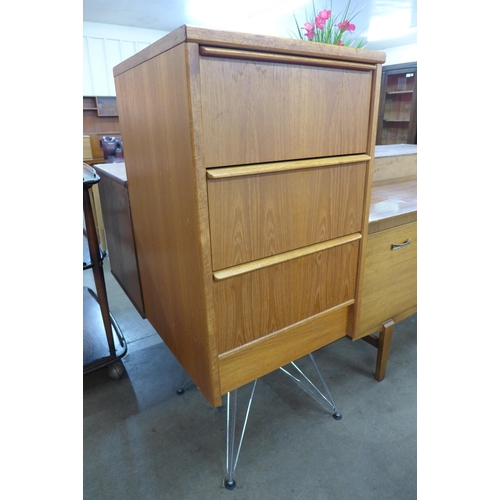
[
  {"left": 113, "top": 25, "right": 385, "bottom": 407},
  {"left": 355, "top": 145, "right": 417, "bottom": 380},
  {"left": 358, "top": 221, "right": 417, "bottom": 337}
]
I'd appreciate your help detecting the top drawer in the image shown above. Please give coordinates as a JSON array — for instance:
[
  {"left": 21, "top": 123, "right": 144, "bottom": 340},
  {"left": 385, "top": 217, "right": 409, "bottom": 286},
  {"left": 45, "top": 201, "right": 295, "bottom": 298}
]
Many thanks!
[{"left": 199, "top": 48, "right": 374, "bottom": 167}]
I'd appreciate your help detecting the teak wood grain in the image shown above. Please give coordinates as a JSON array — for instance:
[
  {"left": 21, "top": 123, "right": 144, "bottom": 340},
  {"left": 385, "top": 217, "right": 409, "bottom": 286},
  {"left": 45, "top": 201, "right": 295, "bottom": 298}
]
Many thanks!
[
  {"left": 356, "top": 222, "right": 417, "bottom": 339},
  {"left": 114, "top": 43, "right": 221, "bottom": 406},
  {"left": 349, "top": 61, "right": 383, "bottom": 337},
  {"left": 199, "top": 55, "right": 373, "bottom": 167},
  {"left": 207, "top": 161, "right": 366, "bottom": 270},
  {"left": 113, "top": 25, "right": 386, "bottom": 77},
  {"left": 206, "top": 154, "right": 371, "bottom": 179},
  {"left": 113, "top": 26, "right": 385, "bottom": 406},
  {"left": 368, "top": 176, "right": 417, "bottom": 234},
  {"left": 214, "top": 239, "right": 360, "bottom": 353},
  {"left": 212, "top": 233, "right": 361, "bottom": 281},
  {"left": 218, "top": 302, "right": 352, "bottom": 394}
]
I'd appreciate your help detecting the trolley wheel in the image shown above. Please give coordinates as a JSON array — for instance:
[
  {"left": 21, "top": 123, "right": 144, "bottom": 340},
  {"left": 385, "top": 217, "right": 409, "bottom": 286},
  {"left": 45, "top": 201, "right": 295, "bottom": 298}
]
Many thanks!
[{"left": 108, "top": 361, "right": 125, "bottom": 380}]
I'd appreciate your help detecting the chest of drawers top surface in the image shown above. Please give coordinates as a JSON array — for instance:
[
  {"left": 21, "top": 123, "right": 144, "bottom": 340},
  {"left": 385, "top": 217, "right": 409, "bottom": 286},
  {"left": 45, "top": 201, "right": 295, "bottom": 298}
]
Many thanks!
[{"left": 114, "top": 25, "right": 386, "bottom": 78}]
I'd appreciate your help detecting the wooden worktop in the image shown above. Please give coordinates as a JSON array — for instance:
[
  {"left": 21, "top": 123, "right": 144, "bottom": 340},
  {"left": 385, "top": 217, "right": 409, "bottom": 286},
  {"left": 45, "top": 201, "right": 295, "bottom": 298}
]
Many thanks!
[
  {"left": 368, "top": 176, "right": 417, "bottom": 234},
  {"left": 369, "top": 144, "right": 417, "bottom": 233},
  {"left": 93, "top": 163, "right": 128, "bottom": 187}
]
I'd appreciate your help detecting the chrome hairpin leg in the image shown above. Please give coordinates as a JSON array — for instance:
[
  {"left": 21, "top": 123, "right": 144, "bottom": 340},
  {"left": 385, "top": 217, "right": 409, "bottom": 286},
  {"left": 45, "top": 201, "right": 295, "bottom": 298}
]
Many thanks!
[
  {"left": 223, "top": 380, "right": 258, "bottom": 490},
  {"left": 176, "top": 370, "right": 190, "bottom": 395},
  {"left": 279, "top": 353, "right": 342, "bottom": 420}
]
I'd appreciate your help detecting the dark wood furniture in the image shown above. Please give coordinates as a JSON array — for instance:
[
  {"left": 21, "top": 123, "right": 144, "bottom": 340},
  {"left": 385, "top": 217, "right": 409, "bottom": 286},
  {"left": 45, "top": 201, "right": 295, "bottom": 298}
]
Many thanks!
[
  {"left": 113, "top": 25, "right": 385, "bottom": 407},
  {"left": 376, "top": 62, "right": 417, "bottom": 145},
  {"left": 93, "top": 163, "right": 145, "bottom": 318},
  {"left": 83, "top": 164, "right": 127, "bottom": 377}
]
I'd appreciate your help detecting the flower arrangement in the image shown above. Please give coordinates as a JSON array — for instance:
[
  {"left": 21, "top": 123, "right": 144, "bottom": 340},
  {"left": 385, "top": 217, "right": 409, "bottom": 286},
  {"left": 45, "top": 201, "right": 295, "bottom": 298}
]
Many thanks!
[{"left": 293, "top": 1, "right": 367, "bottom": 48}]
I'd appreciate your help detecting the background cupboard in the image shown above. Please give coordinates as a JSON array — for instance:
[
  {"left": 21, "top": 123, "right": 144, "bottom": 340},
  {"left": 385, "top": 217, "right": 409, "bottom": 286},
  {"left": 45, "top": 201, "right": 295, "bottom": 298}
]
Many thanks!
[{"left": 113, "top": 26, "right": 385, "bottom": 407}]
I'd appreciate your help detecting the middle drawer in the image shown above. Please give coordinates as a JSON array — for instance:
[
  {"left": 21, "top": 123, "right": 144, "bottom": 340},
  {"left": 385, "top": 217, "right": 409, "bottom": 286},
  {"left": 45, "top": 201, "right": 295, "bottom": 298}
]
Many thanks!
[{"left": 207, "top": 157, "right": 368, "bottom": 271}]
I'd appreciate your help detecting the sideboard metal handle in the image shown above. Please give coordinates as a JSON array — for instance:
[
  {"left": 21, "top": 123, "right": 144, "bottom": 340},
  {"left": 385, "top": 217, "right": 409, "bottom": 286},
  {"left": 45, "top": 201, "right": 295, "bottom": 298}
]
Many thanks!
[{"left": 391, "top": 238, "right": 411, "bottom": 250}]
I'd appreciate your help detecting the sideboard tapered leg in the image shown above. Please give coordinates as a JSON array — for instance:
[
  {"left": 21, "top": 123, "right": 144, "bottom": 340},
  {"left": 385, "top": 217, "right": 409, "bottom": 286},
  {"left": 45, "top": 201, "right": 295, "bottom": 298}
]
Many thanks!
[{"left": 375, "top": 319, "right": 395, "bottom": 381}]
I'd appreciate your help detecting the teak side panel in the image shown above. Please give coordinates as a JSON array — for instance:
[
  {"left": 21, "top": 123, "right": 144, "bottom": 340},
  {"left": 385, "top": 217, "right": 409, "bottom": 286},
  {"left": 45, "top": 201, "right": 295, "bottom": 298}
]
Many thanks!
[
  {"left": 199, "top": 56, "right": 373, "bottom": 167},
  {"left": 114, "top": 44, "right": 221, "bottom": 406},
  {"left": 356, "top": 222, "right": 417, "bottom": 339},
  {"left": 207, "top": 162, "right": 366, "bottom": 270},
  {"left": 349, "top": 62, "right": 383, "bottom": 337},
  {"left": 214, "top": 240, "right": 360, "bottom": 353},
  {"left": 218, "top": 303, "right": 351, "bottom": 394}
]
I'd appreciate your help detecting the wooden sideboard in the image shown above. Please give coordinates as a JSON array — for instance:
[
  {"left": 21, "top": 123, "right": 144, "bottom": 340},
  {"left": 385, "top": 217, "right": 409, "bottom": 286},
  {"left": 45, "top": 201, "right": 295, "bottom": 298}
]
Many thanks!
[
  {"left": 112, "top": 25, "right": 385, "bottom": 407},
  {"left": 93, "top": 163, "right": 145, "bottom": 318},
  {"left": 355, "top": 144, "right": 417, "bottom": 380}
]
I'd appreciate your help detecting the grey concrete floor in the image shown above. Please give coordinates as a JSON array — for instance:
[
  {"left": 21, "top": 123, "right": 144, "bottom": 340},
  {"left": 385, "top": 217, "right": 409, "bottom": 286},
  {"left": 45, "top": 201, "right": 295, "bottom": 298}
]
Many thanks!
[{"left": 84, "top": 257, "right": 417, "bottom": 499}]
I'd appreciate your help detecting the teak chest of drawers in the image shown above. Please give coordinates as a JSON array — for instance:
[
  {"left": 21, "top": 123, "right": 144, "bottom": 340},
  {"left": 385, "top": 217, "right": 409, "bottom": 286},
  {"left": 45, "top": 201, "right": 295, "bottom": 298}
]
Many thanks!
[{"left": 113, "top": 25, "right": 385, "bottom": 407}]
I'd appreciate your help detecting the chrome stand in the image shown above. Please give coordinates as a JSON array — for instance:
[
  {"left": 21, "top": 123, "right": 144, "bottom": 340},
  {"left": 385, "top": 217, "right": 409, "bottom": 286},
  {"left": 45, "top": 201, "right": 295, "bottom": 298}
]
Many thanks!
[
  {"left": 176, "top": 370, "right": 190, "bottom": 395},
  {"left": 176, "top": 353, "right": 341, "bottom": 490},
  {"left": 279, "top": 353, "right": 342, "bottom": 420},
  {"left": 223, "top": 380, "right": 258, "bottom": 490}
]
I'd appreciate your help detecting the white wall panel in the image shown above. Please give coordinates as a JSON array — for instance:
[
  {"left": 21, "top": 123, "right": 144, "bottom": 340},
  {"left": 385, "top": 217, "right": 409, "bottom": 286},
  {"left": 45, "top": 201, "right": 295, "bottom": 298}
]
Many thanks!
[
  {"left": 120, "top": 40, "right": 137, "bottom": 62},
  {"left": 83, "top": 22, "right": 168, "bottom": 96},
  {"left": 86, "top": 37, "right": 109, "bottom": 95},
  {"left": 82, "top": 37, "right": 94, "bottom": 95},
  {"left": 104, "top": 39, "right": 122, "bottom": 95}
]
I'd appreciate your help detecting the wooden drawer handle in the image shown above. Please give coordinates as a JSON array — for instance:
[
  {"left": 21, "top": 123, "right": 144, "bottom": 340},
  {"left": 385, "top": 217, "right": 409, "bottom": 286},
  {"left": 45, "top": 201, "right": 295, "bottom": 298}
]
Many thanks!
[{"left": 391, "top": 238, "right": 411, "bottom": 250}]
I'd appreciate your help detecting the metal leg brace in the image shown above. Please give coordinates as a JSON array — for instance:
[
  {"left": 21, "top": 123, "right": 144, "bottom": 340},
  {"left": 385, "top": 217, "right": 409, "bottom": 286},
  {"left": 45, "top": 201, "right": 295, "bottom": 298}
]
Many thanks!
[
  {"left": 279, "top": 353, "right": 342, "bottom": 420},
  {"left": 223, "top": 380, "right": 258, "bottom": 490}
]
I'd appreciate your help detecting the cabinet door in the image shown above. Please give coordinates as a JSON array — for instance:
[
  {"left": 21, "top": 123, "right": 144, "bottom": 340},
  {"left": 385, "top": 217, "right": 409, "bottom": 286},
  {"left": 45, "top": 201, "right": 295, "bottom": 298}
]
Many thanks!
[
  {"left": 199, "top": 52, "right": 374, "bottom": 167},
  {"left": 357, "top": 222, "right": 417, "bottom": 338}
]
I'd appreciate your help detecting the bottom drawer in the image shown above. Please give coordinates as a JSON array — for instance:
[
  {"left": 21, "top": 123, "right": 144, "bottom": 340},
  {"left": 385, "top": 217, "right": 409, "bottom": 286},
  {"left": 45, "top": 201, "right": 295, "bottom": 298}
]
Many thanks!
[
  {"left": 356, "top": 221, "right": 417, "bottom": 338},
  {"left": 214, "top": 239, "right": 360, "bottom": 353},
  {"left": 218, "top": 303, "right": 351, "bottom": 394}
]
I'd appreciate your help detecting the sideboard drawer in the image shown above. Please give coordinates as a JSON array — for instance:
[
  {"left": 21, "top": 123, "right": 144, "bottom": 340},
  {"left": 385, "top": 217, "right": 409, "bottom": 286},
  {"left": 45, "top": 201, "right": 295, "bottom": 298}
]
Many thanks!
[
  {"left": 357, "top": 222, "right": 417, "bottom": 337},
  {"left": 199, "top": 52, "right": 373, "bottom": 167},
  {"left": 207, "top": 160, "right": 367, "bottom": 270},
  {"left": 214, "top": 238, "right": 360, "bottom": 353}
]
